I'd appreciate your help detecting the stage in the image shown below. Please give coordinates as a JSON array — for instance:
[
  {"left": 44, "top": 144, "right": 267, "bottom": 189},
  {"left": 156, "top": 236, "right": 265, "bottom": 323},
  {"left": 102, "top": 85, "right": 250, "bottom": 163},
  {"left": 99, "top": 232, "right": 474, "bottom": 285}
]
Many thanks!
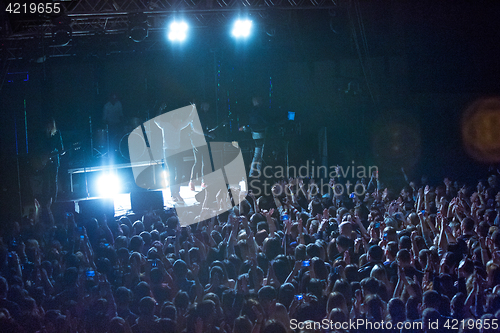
[
  {"left": 86, "top": 185, "right": 203, "bottom": 217},
  {"left": 41, "top": 184, "right": 206, "bottom": 223},
  {"left": 60, "top": 140, "right": 249, "bottom": 220}
]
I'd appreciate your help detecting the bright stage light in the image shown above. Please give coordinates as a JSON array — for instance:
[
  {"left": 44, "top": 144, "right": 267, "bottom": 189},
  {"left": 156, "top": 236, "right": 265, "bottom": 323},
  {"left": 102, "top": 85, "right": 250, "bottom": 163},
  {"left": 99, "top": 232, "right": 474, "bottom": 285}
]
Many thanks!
[
  {"left": 162, "top": 170, "right": 169, "bottom": 187},
  {"left": 97, "top": 174, "right": 121, "bottom": 197},
  {"left": 232, "top": 19, "right": 252, "bottom": 38},
  {"left": 168, "top": 21, "right": 188, "bottom": 42}
]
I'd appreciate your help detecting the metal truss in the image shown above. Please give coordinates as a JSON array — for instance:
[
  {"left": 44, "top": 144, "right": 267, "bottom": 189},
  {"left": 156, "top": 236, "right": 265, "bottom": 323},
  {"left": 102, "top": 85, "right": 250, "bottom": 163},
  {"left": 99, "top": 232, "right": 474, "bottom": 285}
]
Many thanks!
[
  {"left": 64, "top": 0, "right": 338, "bottom": 13},
  {"left": 5, "top": 0, "right": 339, "bottom": 36},
  {"left": 2, "top": 0, "right": 339, "bottom": 60}
]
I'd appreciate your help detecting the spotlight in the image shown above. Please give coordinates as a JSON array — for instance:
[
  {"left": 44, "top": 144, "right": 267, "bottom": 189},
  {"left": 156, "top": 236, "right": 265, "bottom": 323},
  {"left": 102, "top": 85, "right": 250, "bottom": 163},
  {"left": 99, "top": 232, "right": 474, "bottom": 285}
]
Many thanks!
[
  {"left": 52, "top": 17, "right": 72, "bottom": 46},
  {"left": 168, "top": 21, "right": 188, "bottom": 42},
  {"left": 162, "top": 170, "right": 169, "bottom": 187},
  {"left": 128, "top": 13, "right": 148, "bottom": 42},
  {"left": 97, "top": 174, "right": 121, "bottom": 197},
  {"left": 232, "top": 19, "right": 252, "bottom": 38}
]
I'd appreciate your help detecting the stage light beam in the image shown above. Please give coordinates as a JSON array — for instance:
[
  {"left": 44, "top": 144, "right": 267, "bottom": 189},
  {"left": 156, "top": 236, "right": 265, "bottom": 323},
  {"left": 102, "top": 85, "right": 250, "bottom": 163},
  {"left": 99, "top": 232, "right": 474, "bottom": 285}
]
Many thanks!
[
  {"left": 168, "top": 21, "right": 188, "bottom": 42},
  {"left": 232, "top": 19, "right": 252, "bottom": 38},
  {"left": 97, "top": 174, "right": 121, "bottom": 197},
  {"left": 162, "top": 170, "right": 169, "bottom": 187}
]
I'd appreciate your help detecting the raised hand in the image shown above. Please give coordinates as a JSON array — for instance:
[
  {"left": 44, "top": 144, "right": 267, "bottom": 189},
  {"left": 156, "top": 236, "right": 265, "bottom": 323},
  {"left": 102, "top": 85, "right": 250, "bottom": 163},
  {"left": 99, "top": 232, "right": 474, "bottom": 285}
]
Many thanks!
[
  {"left": 417, "top": 187, "right": 424, "bottom": 198},
  {"left": 388, "top": 201, "right": 397, "bottom": 215},
  {"left": 271, "top": 184, "right": 282, "bottom": 197},
  {"left": 343, "top": 250, "right": 351, "bottom": 264},
  {"left": 424, "top": 185, "right": 430, "bottom": 197},
  {"left": 284, "top": 220, "right": 292, "bottom": 234},
  {"left": 353, "top": 214, "right": 361, "bottom": 226},
  {"left": 382, "top": 188, "right": 389, "bottom": 201},
  {"left": 323, "top": 208, "right": 329, "bottom": 220},
  {"left": 354, "top": 238, "right": 362, "bottom": 253},
  {"left": 449, "top": 197, "right": 456, "bottom": 210},
  {"left": 319, "top": 218, "right": 329, "bottom": 232}
]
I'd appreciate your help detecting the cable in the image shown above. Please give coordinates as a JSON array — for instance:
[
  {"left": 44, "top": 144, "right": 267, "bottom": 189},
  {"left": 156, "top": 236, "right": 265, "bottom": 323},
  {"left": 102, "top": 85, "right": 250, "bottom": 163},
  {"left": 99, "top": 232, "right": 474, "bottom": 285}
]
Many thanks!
[
  {"left": 347, "top": 0, "right": 376, "bottom": 106},
  {"left": 356, "top": 0, "right": 377, "bottom": 106}
]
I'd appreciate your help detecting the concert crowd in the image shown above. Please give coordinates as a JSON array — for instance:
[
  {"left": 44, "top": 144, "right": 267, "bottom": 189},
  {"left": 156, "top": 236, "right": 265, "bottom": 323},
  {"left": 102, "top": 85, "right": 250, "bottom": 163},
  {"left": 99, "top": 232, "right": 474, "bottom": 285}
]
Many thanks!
[{"left": 2, "top": 172, "right": 500, "bottom": 333}]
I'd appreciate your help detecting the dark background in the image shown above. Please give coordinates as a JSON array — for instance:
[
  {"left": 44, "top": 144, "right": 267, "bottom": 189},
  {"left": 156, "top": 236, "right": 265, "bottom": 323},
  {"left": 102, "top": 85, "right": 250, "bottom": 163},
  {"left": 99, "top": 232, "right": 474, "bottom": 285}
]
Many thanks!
[{"left": 2, "top": 1, "right": 500, "bottom": 221}]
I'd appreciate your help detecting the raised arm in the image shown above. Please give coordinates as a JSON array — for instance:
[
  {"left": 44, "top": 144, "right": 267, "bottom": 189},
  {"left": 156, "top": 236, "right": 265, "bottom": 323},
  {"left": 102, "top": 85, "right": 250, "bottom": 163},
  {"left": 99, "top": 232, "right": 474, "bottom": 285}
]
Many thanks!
[
  {"left": 265, "top": 209, "right": 277, "bottom": 237},
  {"left": 285, "top": 260, "right": 302, "bottom": 284},
  {"left": 419, "top": 211, "right": 434, "bottom": 249}
]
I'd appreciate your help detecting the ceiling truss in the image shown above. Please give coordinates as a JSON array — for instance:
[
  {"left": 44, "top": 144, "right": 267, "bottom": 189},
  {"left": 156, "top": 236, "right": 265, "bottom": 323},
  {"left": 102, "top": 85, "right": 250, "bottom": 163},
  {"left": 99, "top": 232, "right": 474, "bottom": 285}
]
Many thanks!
[
  {"left": 1, "top": 0, "right": 339, "bottom": 60},
  {"left": 5, "top": 0, "right": 339, "bottom": 37}
]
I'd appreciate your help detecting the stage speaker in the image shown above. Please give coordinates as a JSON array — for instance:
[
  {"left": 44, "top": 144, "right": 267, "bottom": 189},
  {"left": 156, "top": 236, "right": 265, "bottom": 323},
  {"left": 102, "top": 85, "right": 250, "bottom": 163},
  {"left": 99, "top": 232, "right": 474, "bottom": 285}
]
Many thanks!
[
  {"left": 52, "top": 201, "right": 77, "bottom": 221},
  {"left": 130, "top": 190, "right": 164, "bottom": 212},
  {"left": 76, "top": 198, "right": 115, "bottom": 219}
]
